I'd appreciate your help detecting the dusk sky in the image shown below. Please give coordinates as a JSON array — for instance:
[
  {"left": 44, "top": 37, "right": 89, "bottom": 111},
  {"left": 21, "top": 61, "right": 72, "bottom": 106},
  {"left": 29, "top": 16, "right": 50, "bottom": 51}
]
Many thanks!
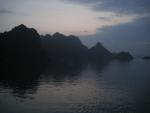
[{"left": 0, "top": 0, "right": 150, "bottom": 56}]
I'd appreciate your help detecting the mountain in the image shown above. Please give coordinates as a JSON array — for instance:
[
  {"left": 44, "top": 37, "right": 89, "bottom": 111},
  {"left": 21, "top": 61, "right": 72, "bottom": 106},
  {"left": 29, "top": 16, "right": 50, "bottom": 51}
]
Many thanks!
[
  {"left": 88, "top": 42, "right": 113, "bottom": 63},
  {"left": 143, "top": 56, "right": 150, "bottom": 60},
  {"left": 0, "top": 24, "right": 48, "bottom": 75},
  {"left": 41, "top": 32, "right": 88, "bottom": 65},
  {"left": 0, "top": 24, "right": 133, "bottom": 76},
  {"left": 113, "top": 52, "right": 133, "bottom": 61}
]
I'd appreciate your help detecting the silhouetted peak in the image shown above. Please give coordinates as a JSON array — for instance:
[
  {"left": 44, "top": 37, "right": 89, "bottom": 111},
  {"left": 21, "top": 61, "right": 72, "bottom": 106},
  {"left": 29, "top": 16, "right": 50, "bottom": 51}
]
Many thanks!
[
  {"left": 53, "top": 32, "right": 65, "bottom": 38},
  {"left": 12, "top": 24, "right": 27, "bottom": 31},
  {"left": 18, "top": 24, "right": 26, "bottom": 28},
  {"left": 68, "top": 35, "right": 82, "bottom": 45},
  {"left": 68, "top": 35, "right": 81, "bottom": 40},
  {"left": 95, "top": 42, "right": 103, "bottom": 48},
  {"left": 91, "top": 42, "right": 107, "bottom": 51},
  {"left": 68, "top": 35, "right": 77, "bottom": 38},
  {"left": 90, "top": 42, "right": 112, "bottom": 57},
  {"left": 10, "top": 24, "right": 39, "bottom": 36},
  {"left": 44, "top": 34, "right": 52, "bottom": 38}
]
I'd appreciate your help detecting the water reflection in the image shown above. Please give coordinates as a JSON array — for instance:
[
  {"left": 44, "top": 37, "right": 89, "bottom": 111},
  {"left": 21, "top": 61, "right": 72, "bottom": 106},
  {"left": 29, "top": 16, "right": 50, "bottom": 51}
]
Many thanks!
[
  {"left": 0, "top": 62, "right": 42, "bottom": 98},
  {"left": 0, "top": 61, "right": 88, "bottom": 98},
  {"left": 0, "top": 59, "right": 150, "bottom": 113}
]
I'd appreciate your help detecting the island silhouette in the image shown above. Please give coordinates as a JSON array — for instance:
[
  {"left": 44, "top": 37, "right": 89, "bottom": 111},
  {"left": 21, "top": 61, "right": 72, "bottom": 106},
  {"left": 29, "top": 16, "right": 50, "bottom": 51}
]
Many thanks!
[
  {"left": 0, "top": 24, "right": 133, "bottom": 77},
  {"left": 0, "top": 24, "right": 135, "bottom": 100}
]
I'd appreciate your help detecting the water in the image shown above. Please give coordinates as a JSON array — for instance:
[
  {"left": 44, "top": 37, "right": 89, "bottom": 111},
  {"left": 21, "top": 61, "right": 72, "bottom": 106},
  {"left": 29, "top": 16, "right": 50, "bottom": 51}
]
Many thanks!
[{"left": 0, "top": 59, "right": 150, "bottom": 113}]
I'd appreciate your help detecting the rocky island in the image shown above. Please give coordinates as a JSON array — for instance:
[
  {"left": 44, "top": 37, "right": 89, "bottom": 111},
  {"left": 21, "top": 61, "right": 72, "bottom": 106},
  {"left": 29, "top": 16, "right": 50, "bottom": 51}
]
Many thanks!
[
  {"left": 0, "top": 24, "right": 133, "bottom": 76},
  {"left": 143, "top": 56, "right": 150, "bottom": 60}
]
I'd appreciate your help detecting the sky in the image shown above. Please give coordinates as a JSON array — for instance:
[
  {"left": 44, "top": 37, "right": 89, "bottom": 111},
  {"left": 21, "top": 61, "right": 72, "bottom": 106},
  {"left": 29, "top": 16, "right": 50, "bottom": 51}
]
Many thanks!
[{"left": 0, "top": 0, "right": 150, "bottom": 56}]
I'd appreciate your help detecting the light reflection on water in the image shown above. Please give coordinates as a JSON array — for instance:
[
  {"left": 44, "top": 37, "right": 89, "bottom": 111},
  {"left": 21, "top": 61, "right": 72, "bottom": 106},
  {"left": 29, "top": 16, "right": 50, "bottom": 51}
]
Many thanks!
[{"left": 0, "top": 59, "right": 150, "bottom": 113}]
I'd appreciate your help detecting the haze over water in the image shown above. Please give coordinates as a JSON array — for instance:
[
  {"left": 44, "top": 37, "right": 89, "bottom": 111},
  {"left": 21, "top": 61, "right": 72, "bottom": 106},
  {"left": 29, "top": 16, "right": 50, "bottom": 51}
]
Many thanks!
[{"left": 0, "top": 59, "right": 150, "bottom": 113}]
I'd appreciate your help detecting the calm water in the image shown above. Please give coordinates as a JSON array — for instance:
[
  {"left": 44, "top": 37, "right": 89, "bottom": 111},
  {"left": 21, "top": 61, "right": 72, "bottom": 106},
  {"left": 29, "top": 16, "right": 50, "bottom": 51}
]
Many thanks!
[{"left": 0, "top": 59, "right": 150, "bottom": 113}]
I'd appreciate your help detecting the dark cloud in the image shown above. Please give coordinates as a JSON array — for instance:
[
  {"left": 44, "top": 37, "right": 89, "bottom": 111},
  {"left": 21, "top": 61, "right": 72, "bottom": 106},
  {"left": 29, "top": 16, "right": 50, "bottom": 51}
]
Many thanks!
[
  {"left": 94, "top": 0, "right": 150, "bottom": 14},
  {"left": 66, "top": 0, "right": 150, "bottom": 14},
  {"left": 0, "top": 9, "right": 14, "bottom": 14}
]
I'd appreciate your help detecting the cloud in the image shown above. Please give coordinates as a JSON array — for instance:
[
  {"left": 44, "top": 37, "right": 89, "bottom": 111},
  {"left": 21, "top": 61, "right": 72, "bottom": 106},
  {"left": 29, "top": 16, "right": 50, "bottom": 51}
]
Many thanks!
[
  {"left": 0, "top": 9, "right": 14, "bottom": 14},
  {"left": 0, "top": 0, "right": 149, "bottom": 37},
  {"left": 62, "top": 0, "right": 150, "bottom": 36},
  {"left": 65, "top": 0, "right": 150, "bottom": 14},
  {"left": 90, "top": 12, "right": 149, "bottom": 34}
]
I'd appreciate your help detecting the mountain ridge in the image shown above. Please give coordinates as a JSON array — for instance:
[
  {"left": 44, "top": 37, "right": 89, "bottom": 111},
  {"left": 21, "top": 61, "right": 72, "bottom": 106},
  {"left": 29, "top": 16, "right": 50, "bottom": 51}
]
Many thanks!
[{"left": 0, "top": 24, "right": 133, "bottom": 71}]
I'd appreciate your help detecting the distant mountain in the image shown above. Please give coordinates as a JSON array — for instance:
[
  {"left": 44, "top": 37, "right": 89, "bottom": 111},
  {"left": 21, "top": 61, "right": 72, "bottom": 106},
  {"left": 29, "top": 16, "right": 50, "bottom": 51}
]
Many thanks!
[
  {"left": 113, "top": 52, "right": 133, "bottom": 61},
  {"left": 0, "top": 24, "right": 48, "bottom": 75},
  {"left": 0, "top": 24, "right": 133, "bottom": 76},
  {"left": 41, "top": 32, "right": 88, "bottom": 64},
  {"left": 143, "top": 56, "right": 150, "bottom": 60},
  {"left": 88, "top": 42, "right": 113, "bottom": 63}
]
